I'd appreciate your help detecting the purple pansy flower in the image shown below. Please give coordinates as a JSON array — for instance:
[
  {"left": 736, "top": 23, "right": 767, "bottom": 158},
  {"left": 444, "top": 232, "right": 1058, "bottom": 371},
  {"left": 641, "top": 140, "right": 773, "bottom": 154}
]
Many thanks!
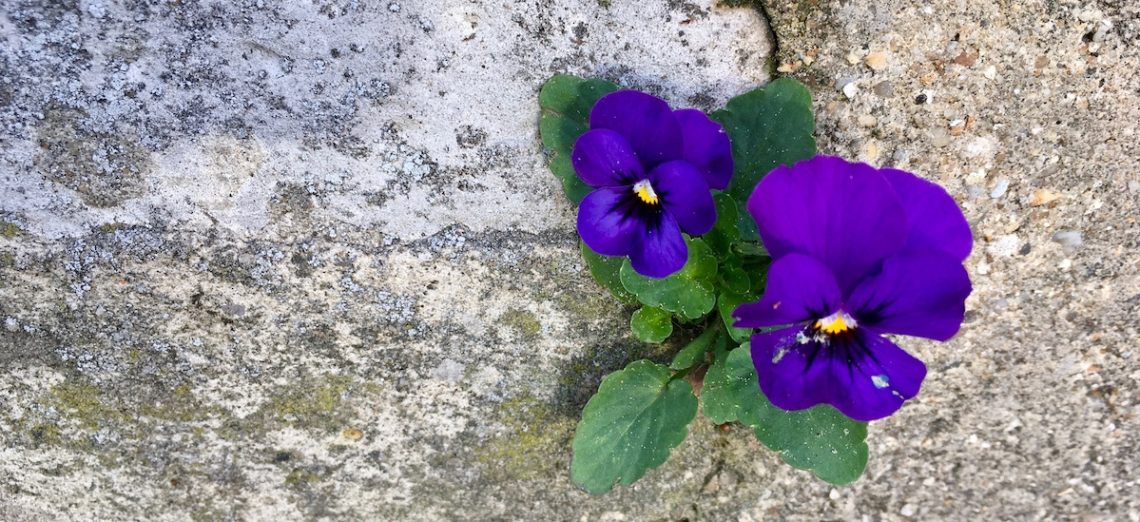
[
  {"left": 572, "top": 90, "right": 733, "bottom": 278},
  {"left": 733, "top": 156, "right": 972, "bottom": 421}
]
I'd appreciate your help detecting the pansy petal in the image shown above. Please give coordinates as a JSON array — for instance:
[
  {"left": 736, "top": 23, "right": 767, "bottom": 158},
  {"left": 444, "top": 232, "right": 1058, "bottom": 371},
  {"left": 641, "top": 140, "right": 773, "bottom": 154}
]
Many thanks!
[
  {"left": 881, "top": 167, "right": 973, "bottom": 261},
  {"left": 847, "top": 251, "right": 972, "bottom": 341},
  {"left": 750, "top": 326, "right": 832, "bottom": 412},
  {"left": 750, "top": 327, "right": 926, "bottom": 422},
  {"left": 649, "top": 160, "right": 716, "bottom": 236},
  {"left": 590, "top": 90, "right": 682, "bottom": 168},
  {"left": 829, "top": 329, "right": 927, "bottom": 422},
  {"left": 674, "top": 108, "right": 733, "bottom": 190},
  {"left": 629, "top": 212, "right": 687, "bottom": 278},
  {"left": 571, "top": 129, "right": 645, "bottom": 188},
  {"left": 748, "top": 156, "right": 907, "bottom": 293},
  {"left": 733, "top": 253, "right": 841, "bottom": 328},
  {"left": 577, "top": 187, "right": 641, "bottom": 257}
]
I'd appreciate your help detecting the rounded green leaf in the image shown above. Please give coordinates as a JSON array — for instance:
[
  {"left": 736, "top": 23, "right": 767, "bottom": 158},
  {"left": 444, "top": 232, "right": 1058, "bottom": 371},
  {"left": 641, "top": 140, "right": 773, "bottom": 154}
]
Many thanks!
[
  {"left": 580, "top": 241, "right": 637, "bottom": 305},
  {"left": 571, "top": 360, "right": 698, "bottom": 494},
  {"left": 717, "top": 291, "right": 755, "bottom": 344},
  {"left": 718, "top": 257, "right": 751, "bottom": 294},
  {"left": 703, "top": 193, "right": 740, "bottom": 258},
  {"left": 700, "top": 342, "right": 760, "bottom": 425},
  {"left": 619, "top": 238, "right": 717, "bottom": 320},
  {"left": 630, "top": 306, "right": 673, "bottom": 343},
  {"left": 711, "top": 78, "right": 816, "bottom": 239},
  {"left": 538, "top": 75, "right": 619, "bottom": 203},
  {"left": 700, "top": 344, "right": 869, "bottom": 485},
  {"left": 754, "top": 395, "right": 869, "bottom": 486}
]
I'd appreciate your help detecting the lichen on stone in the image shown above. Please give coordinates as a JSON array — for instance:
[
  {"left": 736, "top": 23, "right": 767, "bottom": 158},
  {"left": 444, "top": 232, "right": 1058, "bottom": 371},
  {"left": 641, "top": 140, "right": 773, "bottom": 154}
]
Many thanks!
[
  {"left": 251, "top": 374, "right": 370, "bottom": 434},
  {"left": 0, "top": 220, "right": 22, "bottom": 239},
  {"left": 498, "top": 308, "right": 542, "bottom": 339},
  {"left": 47, "top": 382, "right": 127, "bottom": 431},
  {"left": 34, "top": 107, "right": 152, "bottom": 208},
  {"left": 473, "top": 393, "right": 575, "bottom": 481}
]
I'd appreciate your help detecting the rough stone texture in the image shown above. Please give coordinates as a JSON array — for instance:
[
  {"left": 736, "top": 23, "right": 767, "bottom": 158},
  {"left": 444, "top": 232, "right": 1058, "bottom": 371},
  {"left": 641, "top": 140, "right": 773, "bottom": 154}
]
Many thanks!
[
  {"left": 0, "top": 1, "right": 775, "bottom": 520},
  {"left": 0, "top": 0, "right": 1136, "bottom": 520},
  {"left": 758, "top": 0, "right": 1140, "bottom": 520}
]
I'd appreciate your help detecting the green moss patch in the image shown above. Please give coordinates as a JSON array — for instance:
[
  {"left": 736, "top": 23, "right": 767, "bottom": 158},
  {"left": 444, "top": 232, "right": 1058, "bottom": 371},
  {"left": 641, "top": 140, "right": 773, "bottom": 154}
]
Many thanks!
[{"left": 473, "top": 393, "right": 575, "bottom": 481}]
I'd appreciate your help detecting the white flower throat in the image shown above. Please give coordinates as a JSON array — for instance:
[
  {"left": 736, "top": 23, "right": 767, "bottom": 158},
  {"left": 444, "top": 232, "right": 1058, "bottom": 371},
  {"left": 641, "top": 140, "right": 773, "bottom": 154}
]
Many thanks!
[
  {"left": 632, "top": 179, "right": 659, "bottom": 205},
  {"left": 815, "top": 311, "right": 857, "bottom": 335}
]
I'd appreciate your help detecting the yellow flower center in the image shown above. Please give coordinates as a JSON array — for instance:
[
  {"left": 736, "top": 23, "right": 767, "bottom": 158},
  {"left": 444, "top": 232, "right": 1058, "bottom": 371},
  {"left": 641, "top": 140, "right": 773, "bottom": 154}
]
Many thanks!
[
  {"left": 632, "top": 179, "right": 659, "bottom": 205},
  {"left": 815, "top": 311, "right": 857, "bottom": 335}
]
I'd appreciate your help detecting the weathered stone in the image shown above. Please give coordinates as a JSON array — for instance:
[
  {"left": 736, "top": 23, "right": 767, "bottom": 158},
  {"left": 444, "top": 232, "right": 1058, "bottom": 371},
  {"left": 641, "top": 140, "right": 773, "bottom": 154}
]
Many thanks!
[
  {"left": 34, "top": 106, "right": 152, "bottom": 208},
  {"left": 2, "top": 0, "right": 1138, "bottom": 519},
  {"left": 0, "top": 0, "right": 780, "bottom": 519}
]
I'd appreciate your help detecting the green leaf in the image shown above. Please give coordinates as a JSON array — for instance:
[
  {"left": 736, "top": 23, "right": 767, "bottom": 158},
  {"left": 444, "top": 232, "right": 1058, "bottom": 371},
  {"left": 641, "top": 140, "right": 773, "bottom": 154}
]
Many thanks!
[
  {"left": 717, "top": 254, "right": 770, "bottom": 343},
  {"left": 619, "top": 237, "right": 717, "bottom": 320},
  {"left": 717, "top": 291, "right": 754, "bottom": 344},
  {"left": 571, "top": 360, "right": 698, "bottom": 494},
  {"left": 669, "top": 325, "right": 720, "bottom": 370},
  {"left": 700, "top": 344, "right": 869, "bottom": 485},
  {"left": 539, "top": 75, "right": 619, "bottom": 203},
  {"left": 630, "top": 306, "right": 673, "bottom": 343},
  {"left": 580, "top": 241, "right": 637, "bottom": 305},
  {"left": 700, "top": 342, "right": 760, "bottom": 425},
  {"left": 703, "top": 194, "right": 740, "bottom": 258},
  {"left": 718, "top": 256, "right": 751, "bottom": 294},
  {"left": 711, "top": 78, "right": 816, "bottom": 239},
  {"left": 740, "top": 256, "right": 771, "bottom": 298},
  {"left": 754, "top": 394, "right": 869, "bottom": 485}
]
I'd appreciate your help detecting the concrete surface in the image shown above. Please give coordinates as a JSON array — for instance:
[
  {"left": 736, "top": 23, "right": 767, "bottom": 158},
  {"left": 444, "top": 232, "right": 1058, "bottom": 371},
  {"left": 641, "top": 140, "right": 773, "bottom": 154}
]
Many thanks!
[{"left": 0, "top": 0, "right": 1136, "bottom": 520}]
